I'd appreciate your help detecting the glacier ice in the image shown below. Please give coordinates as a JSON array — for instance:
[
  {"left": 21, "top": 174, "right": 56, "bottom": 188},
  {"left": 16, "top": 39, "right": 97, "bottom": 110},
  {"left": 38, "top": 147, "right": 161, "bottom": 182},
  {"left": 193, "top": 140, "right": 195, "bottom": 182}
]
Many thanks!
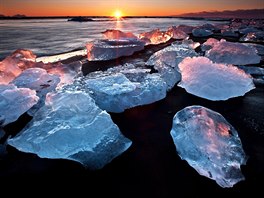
[
  {"left": 12, "top": 68, "right": 60, "bottom": 115},
  {"left": 192, "top": 28, "right": 213, "bottom": 37},
  {"left": 240, "top": 31, "right": 264, "bottom": 43},
  {"left": 102, "top": 29, "right": 137, "bottom": 39},
  {"left": 146, "top": 42, "right": 197, "bottom": 90},
  {"left": 42, "top": 61, "right": 83, "bottom": 88},
  {"left": 0, "top": 49, "right": 37, "bottom": 85},
  {"left": 86, "top": 39, "right": 145, "bottom": 61},
  {"left": 0, "top": 55, "right": 22, "bottom": 84},
  {"left": 0, "top": 84, "right": 39, "bottom": 126},
  {"left": 205, "top": 40, "right": 261, "bottom": 65},
  {"left": 12, "top": 68, "right": 60, "bottom": 97},
  {"left": 0, "top": 49, "right": 37, "bottom": 84},
  {"left": 8, "top": 91, "right": 132, "bottom": 169},
  {"left": 243, "top": 43, "right": 264, "bottom": 56},
  {"left": 0, "top": 49, "right": 82, "bottom": 88},
  {"left": 9, "top": 49, "right": 36, "bottom": 63},
  {"left": 139, "top": 29, "right": 172, "bottom": 45},
  {"left": 68, "top": 64, "right": 167, "bottom": 113},
  {"left": 170, "top": 105, "right": 247, "bottom": 188},
  {"left": 201, "top": 38, "right": 219, "bottom": 51},
  {"left": 201, "top": 23, "right": 217, "bottom": 31},
  {"left": 176, "top": 25, "right": 194, "bottom": 34},
  {"left": 178, "top": 57, "right": 255, "bottom": 101},
  {"left": 167, "top": 26, "right": 189, "bottom": 40},
  {"left": 173, "top": 39, "right": 200, "bottom": 50}
]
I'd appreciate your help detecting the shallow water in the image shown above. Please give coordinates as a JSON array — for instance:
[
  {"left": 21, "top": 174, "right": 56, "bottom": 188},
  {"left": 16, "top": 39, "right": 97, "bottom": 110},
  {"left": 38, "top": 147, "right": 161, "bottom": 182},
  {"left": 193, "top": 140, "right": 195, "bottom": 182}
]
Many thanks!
[{"left": 0, "top": 18, "right": 226, "bottom": 59}]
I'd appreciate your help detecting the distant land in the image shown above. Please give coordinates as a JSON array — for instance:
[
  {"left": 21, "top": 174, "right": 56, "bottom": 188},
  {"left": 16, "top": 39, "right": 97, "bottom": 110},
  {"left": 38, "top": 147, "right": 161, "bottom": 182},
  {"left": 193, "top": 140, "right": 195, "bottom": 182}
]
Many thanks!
[
  {"left": 0, "top": 9, "right": 264, "bottom": 19},
  {"left": 176, "top": 9, "right": 264, "bottom": 19}
]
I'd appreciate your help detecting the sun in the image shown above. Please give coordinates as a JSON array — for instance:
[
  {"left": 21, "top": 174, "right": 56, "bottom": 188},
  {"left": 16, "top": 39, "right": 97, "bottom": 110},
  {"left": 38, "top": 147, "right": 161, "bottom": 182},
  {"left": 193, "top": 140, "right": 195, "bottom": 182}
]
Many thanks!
[{"left": 113, "top": 10, "right": 123, "bottom": 20}]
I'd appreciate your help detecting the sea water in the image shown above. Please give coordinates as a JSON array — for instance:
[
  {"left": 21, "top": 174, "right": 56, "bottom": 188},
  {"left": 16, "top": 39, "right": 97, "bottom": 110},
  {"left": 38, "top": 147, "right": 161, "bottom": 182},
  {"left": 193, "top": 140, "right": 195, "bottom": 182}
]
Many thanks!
[{"left": 0, "top": 18, "right": 226, "bottom": 60}]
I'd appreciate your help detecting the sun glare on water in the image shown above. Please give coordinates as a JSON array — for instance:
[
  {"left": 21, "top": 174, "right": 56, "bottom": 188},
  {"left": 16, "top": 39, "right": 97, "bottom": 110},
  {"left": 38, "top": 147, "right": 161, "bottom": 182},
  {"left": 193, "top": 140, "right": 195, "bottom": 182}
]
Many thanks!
[{"left": 113, "top": 10, "right": 123, "bottom": 20}]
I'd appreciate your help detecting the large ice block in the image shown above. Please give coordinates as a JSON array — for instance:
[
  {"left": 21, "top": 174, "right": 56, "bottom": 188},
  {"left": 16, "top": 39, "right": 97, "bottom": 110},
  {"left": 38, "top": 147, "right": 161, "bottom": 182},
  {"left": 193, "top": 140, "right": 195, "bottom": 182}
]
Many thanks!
[
  {"left": 170, "top": 105, "right": 247, "bottom": 188},
  {"left": 86, "top": 39, "right": 145, "bottom": 61},
  {"left": 205, "top": 40, "right": 261, "bottom": 65},
  {"left": 8, "top": 91, "right": 132, "bottom": 169},
  {"left": 178, "top": 57, "right": 255, "bottom": 100},
  {"left": 0, "top": 84, "right": 38, "bottom": 126},
  {"left": 69, "top": 64, "right": 167, "bottom": 112},
  {"left": 139, "top": 29, "right": 172, "bottom": 45},
  {"left": 146, "top": 42, "right": 197, "bottom": 90}
]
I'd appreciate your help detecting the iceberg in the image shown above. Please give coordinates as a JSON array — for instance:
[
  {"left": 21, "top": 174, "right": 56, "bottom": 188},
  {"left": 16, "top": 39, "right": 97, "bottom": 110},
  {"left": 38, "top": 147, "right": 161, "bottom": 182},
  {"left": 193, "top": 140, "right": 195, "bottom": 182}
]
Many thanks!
[
  {"left": 170, "top": 105, "right": 247, "bottom": 188},
  {"left": 43, "top": 61, "right": 83, "bottom": 88},
  {"left": 192, "top": 28, "right": 213, "bottom": 37},
  {"left": 176, "top": 25, "right": 194, "bottom": 34},
  {"left": 201, "top": 38, "right": 219, "bottom": 51},
  {"left": 240, "top": 31, "right": 264, "bottom": 43},
  {"left": 201, "top": 23, "right": 217, "bottom": 31},
  {"left": 86, "top": 39, "right": 145, "bottom": 61},
  {"left": 205, "top": 40, "right": 261, "bottom": 65},
  {"left": 70, "top": 64, "right": 167, "bottom": 113},
  {"left": 146, "top": 42, "right": 197, "bottom": 90},
  {"left": 0, "top": 49, "right": 37, "bottom": 84},
  {"left": 0, "top": 49, "right": 82, "bottom": 87},
  {"left": 173, "top": 39, "right": 200, "bottom": 50},
  {"left": 139, "top": 29, "right": 172, "bottom": 45},
  {"left": 178, "top": 57, "right": 255, "bottom": 101},
  {"left": 12, "top": 68, "right": 60, "bottom": 97},
  {"left": 0, "top": 55, "right": 22, "bottom": 84},
  {"left": 102, "top": 29, "right": 137, "bottom": 39},
  {"left": 167, "top": 26, "right": 189, "bottom": 40},
  {"left": 0, "top": 84, "right": 39, "bottom": 126},
  {"left": 243, "top": 43, "right": 264, "bottom": 56},
  {"left": 8, "top": 91, "right": 132, "bottom": 169},
  {"left": 12, "top": 68, "right": 60, "bottom": 115},
  {"left": 9, "top": 49, "right": 36, "bottom": 63}
]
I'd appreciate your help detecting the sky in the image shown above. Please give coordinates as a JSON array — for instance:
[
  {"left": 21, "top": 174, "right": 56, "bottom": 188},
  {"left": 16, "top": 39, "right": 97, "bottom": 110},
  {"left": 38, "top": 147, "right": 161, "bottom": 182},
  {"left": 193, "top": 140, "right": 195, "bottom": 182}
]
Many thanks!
[{"left": 1, "top": 0, "right": 264, "bottom": 16}]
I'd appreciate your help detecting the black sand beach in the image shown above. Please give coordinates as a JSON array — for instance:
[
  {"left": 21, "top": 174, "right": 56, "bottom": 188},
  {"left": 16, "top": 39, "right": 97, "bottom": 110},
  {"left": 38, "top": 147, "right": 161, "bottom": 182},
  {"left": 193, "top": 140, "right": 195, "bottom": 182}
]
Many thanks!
[{"left": 1, "top": 32, "right": 264, "bottom": 197}]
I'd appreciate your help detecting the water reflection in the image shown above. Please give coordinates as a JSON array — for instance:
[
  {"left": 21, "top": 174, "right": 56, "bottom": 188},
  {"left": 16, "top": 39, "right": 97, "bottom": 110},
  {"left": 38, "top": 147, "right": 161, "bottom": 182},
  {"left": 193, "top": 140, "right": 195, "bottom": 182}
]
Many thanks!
[{"left": 0, "top": 18, "right": 227, "bottom": 59}]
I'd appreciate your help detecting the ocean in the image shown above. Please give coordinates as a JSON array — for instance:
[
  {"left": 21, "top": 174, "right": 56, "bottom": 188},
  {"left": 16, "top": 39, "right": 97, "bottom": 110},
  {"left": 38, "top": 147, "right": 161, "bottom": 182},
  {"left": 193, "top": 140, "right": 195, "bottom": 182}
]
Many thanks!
[{"left": 0, "top": 18, "right": 227, "bottom": 60}]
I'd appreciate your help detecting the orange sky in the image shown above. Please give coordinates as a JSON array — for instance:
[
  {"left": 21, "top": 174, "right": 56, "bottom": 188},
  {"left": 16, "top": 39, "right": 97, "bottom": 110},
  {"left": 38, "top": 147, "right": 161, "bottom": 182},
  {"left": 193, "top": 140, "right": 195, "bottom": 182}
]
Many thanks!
[{"left": 1, "top": 0, "right": 263, "bottom": 16}]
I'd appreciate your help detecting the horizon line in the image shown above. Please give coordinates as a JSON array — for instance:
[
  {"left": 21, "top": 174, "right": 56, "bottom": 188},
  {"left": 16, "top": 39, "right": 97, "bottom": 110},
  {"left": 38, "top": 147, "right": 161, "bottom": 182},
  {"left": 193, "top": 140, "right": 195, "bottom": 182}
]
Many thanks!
[{"left": 1, "top": 8, "right": 263, "bottom": 18}]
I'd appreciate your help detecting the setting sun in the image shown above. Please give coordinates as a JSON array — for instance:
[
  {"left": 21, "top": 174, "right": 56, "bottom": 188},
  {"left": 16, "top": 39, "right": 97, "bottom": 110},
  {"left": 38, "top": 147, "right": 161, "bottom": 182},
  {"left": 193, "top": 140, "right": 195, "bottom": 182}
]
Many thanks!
[{"left": 113, "top": 10, "right": 123, "bottom": 20}]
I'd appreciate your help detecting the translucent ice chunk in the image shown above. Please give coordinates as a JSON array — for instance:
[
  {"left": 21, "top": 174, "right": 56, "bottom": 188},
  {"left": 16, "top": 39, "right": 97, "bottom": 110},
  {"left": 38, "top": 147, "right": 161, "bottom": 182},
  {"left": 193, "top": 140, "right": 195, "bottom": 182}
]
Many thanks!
[
  {"left": 205, "top": 40, "right": 261, "bottom": 65},
  {"left": 170, "top": 105, "right": 247, "bottom": 188},
  {"left": 86, "top": 39, "right": 145, "bottom": 61},
  {"left": 139, "top": 29, "right": 172, "bottom": 45},
  {"left": 8, "top": 91, "right": 132, "bottom": 169},
  {"left": 178, "top": 57, "right": 255, "bottom": 100},
  {"left": 102, "top": 29, "right": 137, "bottom": 39},
  {"left": 0, "top": 84, "right": 38, "bottom": 126},
  {"left": 146, "top": 42, "right": 197, "bottom": 90}
]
